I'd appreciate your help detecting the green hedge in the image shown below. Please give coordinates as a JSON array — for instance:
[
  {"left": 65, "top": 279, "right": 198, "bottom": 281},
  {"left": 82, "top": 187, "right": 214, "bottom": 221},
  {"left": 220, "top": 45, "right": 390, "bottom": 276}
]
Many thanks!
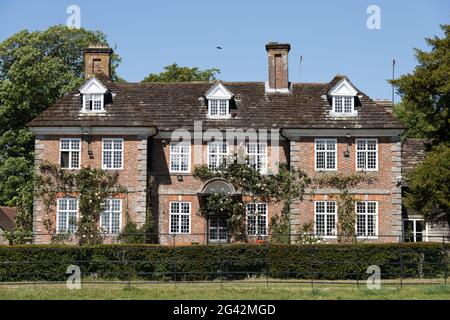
[{"left": 0, "top": 243, "right": 447, "bottom": 282}]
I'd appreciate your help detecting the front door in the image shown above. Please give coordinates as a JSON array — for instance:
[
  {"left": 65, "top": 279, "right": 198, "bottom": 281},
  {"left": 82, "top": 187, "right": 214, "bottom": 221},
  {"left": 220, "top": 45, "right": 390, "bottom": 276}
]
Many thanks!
[{"left": 208, "top": 217, "right": 227, "bottom": 243}]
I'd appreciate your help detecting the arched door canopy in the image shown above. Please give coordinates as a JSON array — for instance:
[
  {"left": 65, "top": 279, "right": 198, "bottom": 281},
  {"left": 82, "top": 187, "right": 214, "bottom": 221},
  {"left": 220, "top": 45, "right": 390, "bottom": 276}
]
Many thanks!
[{"left": 200, "top": 178, "right": 237, "bottom": 195}]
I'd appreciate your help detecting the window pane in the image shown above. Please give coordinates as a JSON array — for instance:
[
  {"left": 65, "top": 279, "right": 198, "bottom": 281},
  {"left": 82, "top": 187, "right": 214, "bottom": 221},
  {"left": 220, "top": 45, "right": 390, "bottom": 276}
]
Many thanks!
[
  {"left": 113, "top": 140, "right": 122, "bottom": 150},
  {"left": 111, "top": 211, "right": 120, "bottom": 234},
  {"left": 334, "top": 97, "right": 343, "bottom": 112},
  {"left": 170, "top": 143, "right": 190, "bottom": 172},
  {"left": 71, "top": 151, "right": 79, "bottom": 168},
  {"left": 101, "top": 211, "right": 110, "bottom": 233},
  {"left": 71, "top": 140, "right": 80, "bottom": 150},
  {"left": 61, "top": 152, "right": 70, "bottom": 168},
  {"left": 326, "top": 151, "right": 335, "bottom": 169},
  {"left": 103, "top": 140, "right": 112, "bottom": 150},
  {"left": 113, "top": 151, "right": 122, "bottom": 168},
  {"left": 170, "top": 214, "right": 179, "bottom": 233},
  {"left": 326, "top": 214, "right": 336, "bottom": 235},
  {"left": 209, "top": 100, "right": 218, "bottom": 115},
  {"left": 357, "top": 152, "right": 366, "bottom": 170},
  {"left": 58, "top": 212, "right": 67, "bottom": 232},
  {"left": 103, "top": 151, "right": 112, "bottom": 168},
  {"left": 180, "top": 215, "right": 189, "bottom": 233},
  {"left": 344, "top": 97, "right": 353, "bottom": 113},
  {"left": 356, "top": 215, "right": 366, "bottom": 236},
  {"left": 316, "top": 215, "right": 325, "bottom": 235},
  {"left": 219, "top": 100, "right": 228, "bottom": 115}
]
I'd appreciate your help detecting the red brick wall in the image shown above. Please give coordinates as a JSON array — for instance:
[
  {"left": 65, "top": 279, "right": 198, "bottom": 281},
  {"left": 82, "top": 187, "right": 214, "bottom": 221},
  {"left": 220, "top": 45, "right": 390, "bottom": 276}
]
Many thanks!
[
  {"left": 150, "top": 138, "right": 289, "bottom": 245},
  {"left": 290, "top": 136, "right": 402, "bottom": 241},
  {"left": 33, "top": 134, "right": 145, "bottom": 244}
]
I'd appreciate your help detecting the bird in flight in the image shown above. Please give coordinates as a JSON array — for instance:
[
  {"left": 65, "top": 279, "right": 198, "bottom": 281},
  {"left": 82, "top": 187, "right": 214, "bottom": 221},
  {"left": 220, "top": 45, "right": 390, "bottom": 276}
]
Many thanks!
[{"left": 216, "top": 46, "right": 222, "bottom": 50}]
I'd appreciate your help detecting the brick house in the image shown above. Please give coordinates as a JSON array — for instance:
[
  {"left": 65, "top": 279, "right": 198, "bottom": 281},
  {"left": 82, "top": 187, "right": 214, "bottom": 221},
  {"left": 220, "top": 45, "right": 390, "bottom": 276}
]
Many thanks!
[{"left": 27, "top": 42, "right": 442, "bottom": 245}]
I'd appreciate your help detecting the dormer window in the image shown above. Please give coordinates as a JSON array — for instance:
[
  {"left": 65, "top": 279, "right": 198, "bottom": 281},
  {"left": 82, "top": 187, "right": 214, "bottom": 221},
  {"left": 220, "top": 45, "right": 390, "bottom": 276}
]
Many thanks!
[
  {"left": 333, "top": 96, "right": 354, "bottom": 114},
  {"left": 204, "top": 81, "right": 234, "bottom": 119},
  {"left": 208, "top": 99, "right": 229, "bottom": 117},
  {"left": 328, "top": 77, "right": 358, "bottom": 117},
  {"left": 84, "top": 93, "right": 104, "bottom": 111},
  {"left": 78, "top": 77, "right": 108, "bottom": 113}
]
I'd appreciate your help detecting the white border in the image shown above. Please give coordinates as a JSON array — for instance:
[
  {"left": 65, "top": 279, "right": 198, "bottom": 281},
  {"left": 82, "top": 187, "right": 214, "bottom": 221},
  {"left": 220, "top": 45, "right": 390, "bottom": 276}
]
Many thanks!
[
  {"left": 314, "top": 201, "right": 338, "bottom": 239},
  {"left": 168, "top": 201, "right": 191, "bottom": 235},
  {"left": 169, "top": 141, "right": 191, "bottom": 174},
  {"left": 355, "top": 138, "right": 378, "bottom": 172},
  {"left": 207, "top": 141, "right": 229, "bottom": 170},
  {"left": 59, "top": 138, "right": 81, "bottom": 170},
  {"left": 100, "top": 198, "right": 123, "bottom": 235},
  {"left": 314, "top": 138, "right": 337, "bottom": 171},
  {"left": 101, "top": 138, "right": 124, "bottom": 170},
  {"left": 207, "top": 99, "right": 231, "bottom": 119},
  {"left": 355, "top": 201, "right": 378, "bottom": 239},
  {"left": 245, "top": 142, "right": 268, "bottom": 175},
  {"left": 56, "top": 198, "right": 79, "bottom": 234},
  {"left": 245, "top": 202, "right": 269, "bottom": 237}
]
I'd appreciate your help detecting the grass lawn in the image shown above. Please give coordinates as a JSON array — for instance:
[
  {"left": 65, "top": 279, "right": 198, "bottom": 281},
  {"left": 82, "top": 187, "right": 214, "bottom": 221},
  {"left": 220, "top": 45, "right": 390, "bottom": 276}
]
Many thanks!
[{"left": 0, "top": 280, "right": 449, "bottom": 300}]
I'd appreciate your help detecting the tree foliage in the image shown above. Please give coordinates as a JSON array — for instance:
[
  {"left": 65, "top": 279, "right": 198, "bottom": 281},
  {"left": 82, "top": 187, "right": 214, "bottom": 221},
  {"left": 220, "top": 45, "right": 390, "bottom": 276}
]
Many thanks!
[
  {"left": 391, "top": 24, "right": 450, "bottom": 144},
  {"left": 0, "top": 25, "right": 121, "bottom": 238},
  {"left": 142, "top": 63, "right": 219, "bottom": 82},
  {"left": 391, "top": 24, "right": 450, "bottom": 228},
  {"left": 404, "top": 143, "right": 450, "bottom": 227}
]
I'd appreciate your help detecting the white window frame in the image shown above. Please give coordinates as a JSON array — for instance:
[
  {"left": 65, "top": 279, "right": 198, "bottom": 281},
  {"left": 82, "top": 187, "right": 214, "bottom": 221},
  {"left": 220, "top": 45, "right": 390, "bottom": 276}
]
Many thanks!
[
  {"left": 356, "top": 139, "right": 378, "bottom": 171},
  {"left": 402, "top": 218, "right": 428, "bottom": 242},
  {"left": 246, "top": 203, "right": 268, "bottom": 236},
  {"left": 56, "top": 198, "right": 78, "bottom": 234},
  {"left": 314, "top": 201, "right": 337, "bottom": 238},
  {"left": 100, "top": 199, "right": 122, "bottom": 234},
  {"left": 83, "top": 93, "right": 104, "bottom": 112},
  {"left": 59, "top": 138, "right": 81, "bottom": 170},
  {"left": 355, "top": 201, "right": 378, "bottom": 239},
  {"left": 169, "top": 142, "right": 191, "bottom": 173},
  {"left": 207, "top": 141, "right": 229, "bottom": 171},
  {"left": 208, "top": 99, "right": 230, "bottom": 118},
  {"left": 314, "top": 139, "right": 337, "bottom": 171},
  {"left": 332, "top": 96, "right": 355, "bottom": 115},
  {"left": 169, "top": 201, "right": 191, "bottom": 234},
  {"left": 102, "top": 138, "right": 124, "bottom": 170},
  {"left": 246, "top": 142, "right": 267, "bottom": 174}
]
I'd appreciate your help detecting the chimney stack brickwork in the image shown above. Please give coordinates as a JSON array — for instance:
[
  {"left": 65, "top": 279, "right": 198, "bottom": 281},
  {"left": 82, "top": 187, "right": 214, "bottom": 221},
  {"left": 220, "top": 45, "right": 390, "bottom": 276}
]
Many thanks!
[
  {"left": 266, "top": 42, "right": 291, "bottom": 92},
  {"left": 83, "top": 44, "right": 113, "bottom": 79}
]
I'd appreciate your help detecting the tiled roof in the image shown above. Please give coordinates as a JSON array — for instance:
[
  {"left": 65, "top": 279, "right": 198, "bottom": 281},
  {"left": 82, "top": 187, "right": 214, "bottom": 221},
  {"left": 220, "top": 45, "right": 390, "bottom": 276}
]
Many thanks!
[
  {"left": 0, "top": 206, "right": 17, "bottom": 231},
  {"left": 27, "top": 75, "right": 404, "bottom": 131},
  {"left": 402, "top": 138, "right": 428, "bottom": 174}
]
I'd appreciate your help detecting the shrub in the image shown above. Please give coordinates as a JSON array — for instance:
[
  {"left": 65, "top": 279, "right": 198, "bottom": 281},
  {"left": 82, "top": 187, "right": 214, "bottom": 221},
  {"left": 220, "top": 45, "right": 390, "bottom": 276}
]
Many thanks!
[{"left": 0, "top": 243, "right": 447, "bottom": 282}]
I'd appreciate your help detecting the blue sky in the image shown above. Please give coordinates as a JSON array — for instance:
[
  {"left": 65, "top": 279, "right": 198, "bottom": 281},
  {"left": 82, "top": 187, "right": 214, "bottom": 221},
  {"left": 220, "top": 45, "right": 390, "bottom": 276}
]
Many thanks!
[{"left": 0, "top": 0, "right": 448, "bottom": 100}]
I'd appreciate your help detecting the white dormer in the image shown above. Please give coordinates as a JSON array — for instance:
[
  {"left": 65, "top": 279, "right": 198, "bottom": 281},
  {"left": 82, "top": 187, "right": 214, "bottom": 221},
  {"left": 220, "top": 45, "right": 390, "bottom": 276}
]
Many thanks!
[
  {"left": 79, "top": 77, "right": 108, "bottom": 112},
  {"left": 204, "top": 81, "right": 234, "bottom": 118},
  {"left": 329, "top": 78, "right": 358, "bottom": 116}
]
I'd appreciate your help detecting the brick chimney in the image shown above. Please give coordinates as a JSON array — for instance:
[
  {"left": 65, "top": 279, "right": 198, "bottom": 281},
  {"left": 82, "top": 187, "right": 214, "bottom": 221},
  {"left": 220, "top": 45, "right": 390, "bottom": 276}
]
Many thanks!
[
  {"left": 83, "top": 44, "right": 113, "bottom": 79},
  {"left": 265, "top": 42, "right": 290, "bottom": 92}
]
